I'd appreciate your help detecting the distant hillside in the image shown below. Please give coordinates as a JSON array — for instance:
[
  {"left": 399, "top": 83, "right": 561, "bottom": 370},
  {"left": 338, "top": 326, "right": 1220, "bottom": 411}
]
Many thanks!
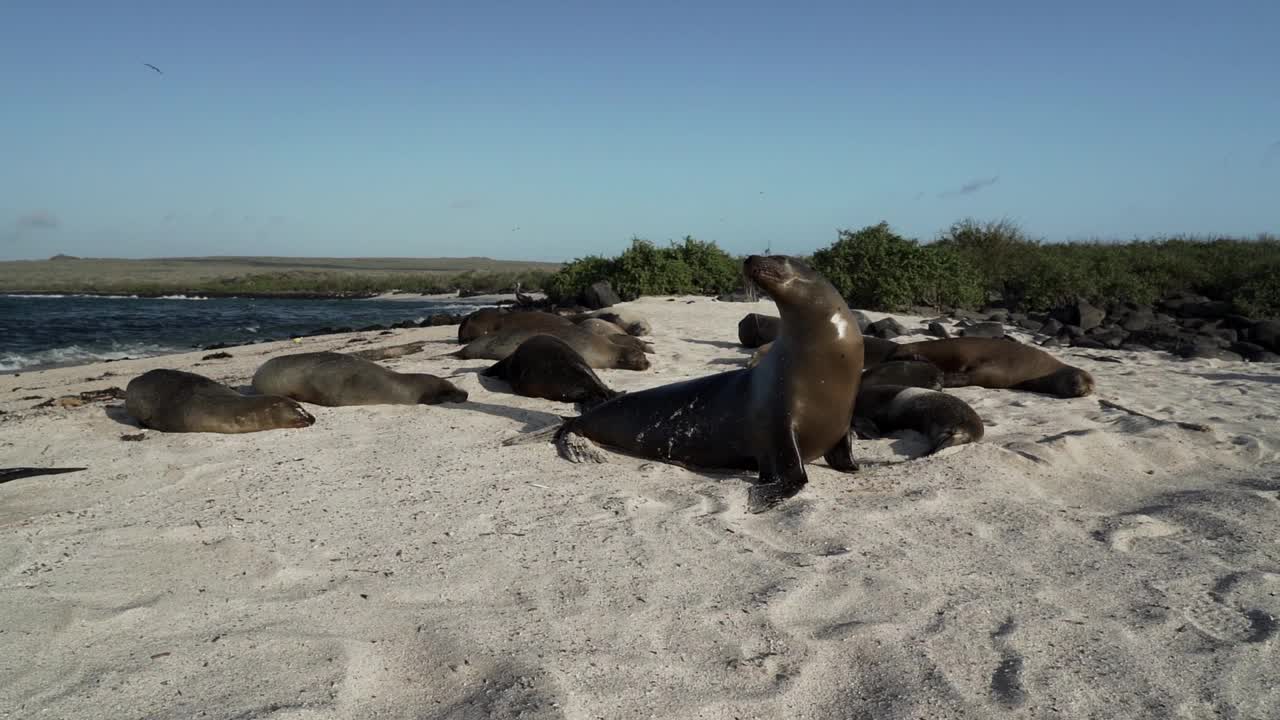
[{"left": 0, "top": 255, "right": 563, "bottom": 296}]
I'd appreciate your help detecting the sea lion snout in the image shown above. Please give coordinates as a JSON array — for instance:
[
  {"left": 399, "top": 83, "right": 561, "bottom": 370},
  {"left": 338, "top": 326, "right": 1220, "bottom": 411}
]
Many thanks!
[{"left": 743, "top": 255, "right": 793, "bottom": 288}]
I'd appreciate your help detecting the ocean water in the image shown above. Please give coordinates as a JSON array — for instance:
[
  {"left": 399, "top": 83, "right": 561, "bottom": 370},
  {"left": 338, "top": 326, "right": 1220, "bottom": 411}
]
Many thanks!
[{"left": 0, "top": 294, "right": 493, "bottom": 373}]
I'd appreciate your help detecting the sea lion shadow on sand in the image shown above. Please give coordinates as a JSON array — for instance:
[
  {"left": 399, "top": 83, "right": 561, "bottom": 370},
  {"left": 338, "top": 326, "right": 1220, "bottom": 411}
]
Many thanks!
[
  {"left": 681, "top": 338, "right": 745, "bottom": 350},
  {"left": 448, "top": 401, "right": 564, "bottom": 432}
]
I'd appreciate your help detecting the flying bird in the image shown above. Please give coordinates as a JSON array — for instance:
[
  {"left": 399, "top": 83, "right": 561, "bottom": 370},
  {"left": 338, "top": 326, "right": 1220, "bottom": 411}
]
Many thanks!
[{"left": 144, "top": 63, "right": 163, "bottom": 74}]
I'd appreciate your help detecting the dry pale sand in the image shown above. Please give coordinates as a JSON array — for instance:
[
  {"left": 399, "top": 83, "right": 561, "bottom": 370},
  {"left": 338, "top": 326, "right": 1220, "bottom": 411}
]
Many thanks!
[{"left": 2, "top": 296, "right": 1278, "bottom": 720}]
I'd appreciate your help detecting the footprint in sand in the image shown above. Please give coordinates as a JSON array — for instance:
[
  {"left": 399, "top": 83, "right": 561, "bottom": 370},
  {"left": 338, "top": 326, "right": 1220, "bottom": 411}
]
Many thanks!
[
  {"left": 988, "top": 617, "right": 1028, "bottom": 708},
  {"left": 1179, "top": 572, "right": 1279, "bottom": 646},
  {"left": 1091, "top": 512, "right": 1182, "bottom": 552}
]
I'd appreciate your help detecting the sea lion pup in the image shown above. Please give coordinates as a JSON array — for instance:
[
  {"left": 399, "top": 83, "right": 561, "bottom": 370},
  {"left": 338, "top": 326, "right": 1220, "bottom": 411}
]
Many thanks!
[
  {"left": 126, "top": 369, "right": 315, "bottom": 433},
  {"left": 737, "top": 313, "right": 780, "bottom": 349},
  {"left": 252, "top": 351, "right": 468, "bottom": 406},
  {"left": 458, "top": 308, "right": 570, "bottom": 343},
  {"left": 854, "top": 384, "right": 984, "bottom": 453},
  {"left": 505, "top": 255, "right": 864, "bottom": 513},
  {"left": 860, "top": 360, "right": 943, "bottom": 390},
  {"left": 453, "top": 325, "right": 650, "bottom": 371},
  {"left": 889, "top": 336, "right": 1095, "bottom": 398},
  {"left": 482, "top": 335, "right": 619, "bottom": 408}
]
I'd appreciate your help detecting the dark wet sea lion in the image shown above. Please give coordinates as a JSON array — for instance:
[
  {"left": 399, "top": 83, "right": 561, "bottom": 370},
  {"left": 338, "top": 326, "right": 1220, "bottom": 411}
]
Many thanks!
[
  {"left": 861, "top": 360, "right": 943, "bottom": 390},
  {"left": 854, "top": 384, "right": 985, "bottom": 453},
  {"left": 453, "top": 325, "right": 650, "bottom": 371},
  {"left": 889, "top": 337, "right": 1095, "bottom": 398},
  {"left": 126, "top": 369, "right": 315, "bottom": 433},
  {"left": 483, "top": 335, "right": 619, "bottom": 408},
  {"left": 505, "top": 255, "right": 864, "bottom": 513},
  {"left": 252, "top": 351, "right": 468, "bottom": 406},
  {"left": 0, "top": 467, "right": 87, "bottom": 485},
  {"left": 737, "top": 313, "right": 780, "bottom": 349}
]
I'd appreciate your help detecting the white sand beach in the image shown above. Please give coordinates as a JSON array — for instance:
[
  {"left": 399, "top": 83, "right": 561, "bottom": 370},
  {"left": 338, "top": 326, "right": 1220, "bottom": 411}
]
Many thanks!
[{"left": 2, "top": 296, "right": 1278, "bottom": 719}]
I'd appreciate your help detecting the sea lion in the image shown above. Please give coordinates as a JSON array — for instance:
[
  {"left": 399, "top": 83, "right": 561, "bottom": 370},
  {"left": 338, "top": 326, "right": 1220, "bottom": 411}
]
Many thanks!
[
  {"left": 889, "top": 337, "right": 1095, "bottom": 398},
  {"left": 483, "top": 335, "right": 619, "bottom": 408},
  {"left": 126, "top": 369, "right": 315, "bottom": 433},
  {"left": 737, "top": 313, "right": 780, "bottom": 349},
  {"left": 861, "top": 360, "right": 943, "bottom": 390},
  {"left": 459, "top": 308, "right": 570, "bottom": 343},
  {"left": 571, "top": 308, "right": 652, "bottom": 337},
  {"left": 505, "top": 255, "right": 864, "bottom": 513},
  {"left": 252, "top": 351, "right": 468, "bottom": 406},
  {"left": 576, "top": 317, "right": 656, "bottom": 353},
  {"left": 863, "top": 336, "right": 902, "bottom": 368},
  {"left": 453, "top": 326, "right": 650, "bottom": 371},
  {"left": 854, "top": 384, "right": 984, "bottom": 453}
]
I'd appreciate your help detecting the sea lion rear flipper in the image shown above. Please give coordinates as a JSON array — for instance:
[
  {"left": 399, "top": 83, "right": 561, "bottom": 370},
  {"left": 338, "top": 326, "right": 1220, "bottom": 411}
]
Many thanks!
[
  {"left": 746, "top": 429, "right": 808, "bottom": 514},
  {"left": 822, "top": 430, "right": 860, "bottom": 473},
  {"left": 852, "top": 417, "right": 882, "bottom": 439}
]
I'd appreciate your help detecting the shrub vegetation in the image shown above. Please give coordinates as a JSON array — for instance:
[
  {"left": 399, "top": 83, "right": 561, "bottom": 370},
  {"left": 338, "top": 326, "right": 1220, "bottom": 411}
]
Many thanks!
[{"left": 543, "top": 221, "right": 1280, "bottom": 317}]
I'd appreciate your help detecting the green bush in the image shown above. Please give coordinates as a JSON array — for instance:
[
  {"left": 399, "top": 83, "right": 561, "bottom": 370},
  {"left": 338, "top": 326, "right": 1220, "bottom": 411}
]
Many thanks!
[
  {"left": 542, "top": 236, "right": 743, "bottom": 303},
  {"left": 809, "top": 222, "right": 984, "bottom": 311}
]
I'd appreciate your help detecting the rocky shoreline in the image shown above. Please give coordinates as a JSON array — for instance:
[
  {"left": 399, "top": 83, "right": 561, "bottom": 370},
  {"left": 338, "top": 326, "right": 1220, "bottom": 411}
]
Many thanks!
[{"left": 855, "top": 291, "right": 1280, "bottom": 363}]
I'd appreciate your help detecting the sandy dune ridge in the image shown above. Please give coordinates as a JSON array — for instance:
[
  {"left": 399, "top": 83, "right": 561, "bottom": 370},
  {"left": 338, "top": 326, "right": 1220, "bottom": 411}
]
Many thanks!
[{"left": 2, "top": 295, "right": 1278, "bottom": 719}]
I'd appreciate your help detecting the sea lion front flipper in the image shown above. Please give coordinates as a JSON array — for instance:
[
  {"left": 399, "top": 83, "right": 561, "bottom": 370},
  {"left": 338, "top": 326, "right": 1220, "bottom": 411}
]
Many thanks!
[
  {"left": 941, "top": 372, "right": 972, "bottom": 388},
  {"left": 822, "top": 430, "right": 860, "bottom": 473},
  {"left": 746, "top": 429, "right": 807, "bottom": 514}
]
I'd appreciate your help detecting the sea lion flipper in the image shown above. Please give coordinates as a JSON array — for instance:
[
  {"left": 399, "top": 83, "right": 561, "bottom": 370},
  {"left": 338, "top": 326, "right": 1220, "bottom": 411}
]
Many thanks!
[
  {"left": 822, "top": 430, "right": 860, "bottom": 473},
  {"left": 941, "top": 372, "right": 971, "bottom": 388},
  {"left": 852, "top": 417, "right": 882, "bottom": 439},
  {"left": 746, "top": 429, "right": 808, "bottom": 514}
]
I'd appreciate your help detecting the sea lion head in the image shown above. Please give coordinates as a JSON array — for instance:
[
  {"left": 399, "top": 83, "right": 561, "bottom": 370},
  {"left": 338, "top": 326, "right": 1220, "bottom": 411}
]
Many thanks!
[
  {"left": 1051, "top": 366, "right": 1096, "bottom": 397},
  {"left": 420, "top": 376, "right": 470, "bottom": 404},
  {"left": 743, "top": 255, "right": 839, "bottom": 306},
  {"left": 259, "top": 397, "right": 316, "bottom": 430},
  {"left": 615, "top": 346, "right": 651, "bottom": 371}
]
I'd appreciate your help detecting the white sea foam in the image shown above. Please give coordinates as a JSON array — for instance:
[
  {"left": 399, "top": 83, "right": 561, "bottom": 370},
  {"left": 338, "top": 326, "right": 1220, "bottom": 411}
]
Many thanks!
[{"left": 0, "top": 343, "right": 181, "bottom": 373}]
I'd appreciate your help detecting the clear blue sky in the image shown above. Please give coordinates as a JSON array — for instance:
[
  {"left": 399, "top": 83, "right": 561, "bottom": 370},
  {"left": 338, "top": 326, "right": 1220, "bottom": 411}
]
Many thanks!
[{"left": 2, "top": 0, "right": 1277, "bottom": 262}]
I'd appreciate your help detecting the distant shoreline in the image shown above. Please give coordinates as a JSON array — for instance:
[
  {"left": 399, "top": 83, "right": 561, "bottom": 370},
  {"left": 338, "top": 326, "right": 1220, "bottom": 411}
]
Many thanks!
[{"left": 2, "top": 289, "right": 544, "bottom": 302}]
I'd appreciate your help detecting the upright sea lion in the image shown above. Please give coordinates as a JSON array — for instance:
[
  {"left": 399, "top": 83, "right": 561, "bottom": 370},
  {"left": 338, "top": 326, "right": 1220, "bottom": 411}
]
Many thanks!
[
  {"left": 505, "top": 255, "right": 864, "bottom": 513},
  {"left": 889, "top": 337, "right": 1095, "bottom": 398},
  {"left": 861, "top": 360, "right": 943, "bottom": 390},
  {"left": 738, "top": 313, "right": 780, "bottom": 349},
  {"left": 483, "top": 335, "right": 619, "bottom": 408},
  {"left": 854, "top": 384, "right": 984, "bottom": 453},
  {"left": 126, "top": 369, "right": 315, "bottom": 433},
  {"left": 252, "top": 351, "right": 468, "bottom": 406},
  {"left": 453, "top": 326, "right": 650, "bottom": 371}
]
